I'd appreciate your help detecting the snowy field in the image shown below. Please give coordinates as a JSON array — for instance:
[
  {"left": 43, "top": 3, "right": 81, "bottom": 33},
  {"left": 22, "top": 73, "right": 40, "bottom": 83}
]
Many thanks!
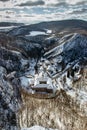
[{"left": 21, "top": 125, "right": 58, "bottom": 130}]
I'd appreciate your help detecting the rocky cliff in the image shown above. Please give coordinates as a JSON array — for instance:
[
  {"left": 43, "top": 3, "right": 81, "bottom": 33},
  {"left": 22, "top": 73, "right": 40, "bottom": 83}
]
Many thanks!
[{"left": 0, "top": 19, "right": 87, "bottom": 130}]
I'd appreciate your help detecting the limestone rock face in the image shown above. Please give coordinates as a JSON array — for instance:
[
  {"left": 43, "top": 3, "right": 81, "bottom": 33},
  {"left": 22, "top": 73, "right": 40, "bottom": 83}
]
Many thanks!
[{"left": 0, "top": 19, "right": 87, "bottom": 130}]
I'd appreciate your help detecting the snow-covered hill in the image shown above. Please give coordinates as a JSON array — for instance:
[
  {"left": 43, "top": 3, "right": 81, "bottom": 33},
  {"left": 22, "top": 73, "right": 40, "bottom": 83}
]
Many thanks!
[{"left": 0, "top": 20, "right": 87, "bottom": 130}]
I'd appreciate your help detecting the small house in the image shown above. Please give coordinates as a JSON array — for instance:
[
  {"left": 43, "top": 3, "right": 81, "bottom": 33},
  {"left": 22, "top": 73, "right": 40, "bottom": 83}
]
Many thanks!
[{"left": 31, "top": 77, "right": 53, "bottom": 93}]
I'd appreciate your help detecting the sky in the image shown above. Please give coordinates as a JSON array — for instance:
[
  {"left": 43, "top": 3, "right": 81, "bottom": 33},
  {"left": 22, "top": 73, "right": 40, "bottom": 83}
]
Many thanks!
[{"left": 0, "top": 0, "right": 87, "bottom": 24}]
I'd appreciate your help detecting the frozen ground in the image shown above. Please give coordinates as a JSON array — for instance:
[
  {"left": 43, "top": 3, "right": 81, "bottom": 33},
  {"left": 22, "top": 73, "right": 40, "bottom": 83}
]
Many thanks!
[
  {"left": 21, "top": 125, "right": 58, "bottom": 130},
  {"left": 26, "top": 30, "right": 52, "bottom": 36}
]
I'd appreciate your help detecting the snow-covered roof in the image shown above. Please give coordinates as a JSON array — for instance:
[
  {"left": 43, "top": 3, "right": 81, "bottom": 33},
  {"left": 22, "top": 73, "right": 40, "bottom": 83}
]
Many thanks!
[
  {"left": 36, "top": 77, "right": 48, "bottom": 82},
  {"left": 34, "top": 84, "right": 50, "bottom": 88}
]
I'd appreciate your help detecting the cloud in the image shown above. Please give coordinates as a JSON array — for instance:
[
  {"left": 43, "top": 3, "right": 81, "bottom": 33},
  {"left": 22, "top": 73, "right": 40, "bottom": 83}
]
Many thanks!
[
  {"left": 47, "top": 2, "right": 68, "bottom": 7},
  {"left": 66, "top": 0, "right": 87, "bottom": 5},
  {"left": 17, "top": 0, "right": 45, "bottom": 7},
  {"left": 45, "top": 0, "right": 87, "bottom": 6}
]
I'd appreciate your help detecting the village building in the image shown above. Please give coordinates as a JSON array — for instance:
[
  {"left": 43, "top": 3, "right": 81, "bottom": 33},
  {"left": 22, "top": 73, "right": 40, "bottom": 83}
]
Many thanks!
[{"left": 31, "top": 77, "right": 53, "bottom": 93}]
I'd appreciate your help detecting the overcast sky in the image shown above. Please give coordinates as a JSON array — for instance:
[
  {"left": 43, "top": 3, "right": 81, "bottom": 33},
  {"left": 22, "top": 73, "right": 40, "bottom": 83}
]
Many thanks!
[
  {"left": 0, "top": 0, "right": 87, "bottom": 24},
  {"left": 0, "top": 0, "right": 86, "bottom": 7}
]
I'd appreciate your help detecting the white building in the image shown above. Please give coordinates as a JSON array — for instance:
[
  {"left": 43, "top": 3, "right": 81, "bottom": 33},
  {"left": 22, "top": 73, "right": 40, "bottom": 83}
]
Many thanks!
[{"left": 31, "top": 77, "right": 53, "bottom": 93}]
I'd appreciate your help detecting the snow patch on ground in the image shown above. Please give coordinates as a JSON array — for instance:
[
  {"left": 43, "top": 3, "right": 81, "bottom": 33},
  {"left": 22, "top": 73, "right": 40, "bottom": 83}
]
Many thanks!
[
  {"left": 66, "top": 89, "right": 76, "bottom": 98},
  {"left": 77, "top": 90, "right": 87, "bottom": 105},
  {"left": 21, "top": 125, "right": 58, "bottom": 130},
  {"left": 46, "top": 29, "right": 52, "bottom": 34},
  {"left": 0, "top": 26, "right": 16, "bottom": 30},
  {"left": 26, "top": 30, "right": 52, "bottom": 36},
  {"left": 20, "top": 76, "right": 30, "bottom": 88},
  {"left": 29, "top": 31, "right": 46, "bottom": 36}
]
